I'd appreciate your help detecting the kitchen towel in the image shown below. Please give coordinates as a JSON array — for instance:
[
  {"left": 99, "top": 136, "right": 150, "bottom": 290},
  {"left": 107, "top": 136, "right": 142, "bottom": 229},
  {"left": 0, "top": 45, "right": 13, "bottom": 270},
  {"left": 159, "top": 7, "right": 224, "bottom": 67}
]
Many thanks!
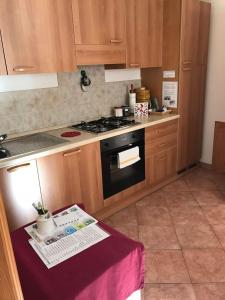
[{"left": 118, "top": 146, "right": 140, "bottom": 169}]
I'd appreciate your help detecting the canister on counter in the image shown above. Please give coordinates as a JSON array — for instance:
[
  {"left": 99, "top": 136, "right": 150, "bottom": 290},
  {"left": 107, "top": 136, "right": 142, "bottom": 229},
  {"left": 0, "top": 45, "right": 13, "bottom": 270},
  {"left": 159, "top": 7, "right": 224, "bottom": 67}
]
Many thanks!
[{"left": 135, "top": 87, "right": 150, "bottom": 103}]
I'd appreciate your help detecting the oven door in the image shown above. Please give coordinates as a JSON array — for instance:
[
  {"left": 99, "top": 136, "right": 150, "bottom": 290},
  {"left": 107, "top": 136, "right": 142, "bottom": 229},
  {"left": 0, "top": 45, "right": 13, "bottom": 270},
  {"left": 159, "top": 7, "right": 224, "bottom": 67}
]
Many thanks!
[{"left": 101, "top": 142, "right": 145, "bottom": 199}]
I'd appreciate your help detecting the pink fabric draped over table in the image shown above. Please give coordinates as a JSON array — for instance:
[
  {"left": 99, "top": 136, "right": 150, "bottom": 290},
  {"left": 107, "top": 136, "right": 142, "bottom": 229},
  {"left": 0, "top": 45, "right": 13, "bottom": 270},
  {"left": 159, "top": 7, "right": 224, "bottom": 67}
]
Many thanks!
[{"left": 11, "top": 219, "right": 144, "bottom": 300}]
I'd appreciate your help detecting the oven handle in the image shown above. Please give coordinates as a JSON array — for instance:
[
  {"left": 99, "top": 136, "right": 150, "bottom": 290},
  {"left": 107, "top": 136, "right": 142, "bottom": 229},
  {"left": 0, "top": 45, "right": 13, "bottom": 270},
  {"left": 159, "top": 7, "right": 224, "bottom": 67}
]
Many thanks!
[{"left": 101, "top": 141, "right": 144, "bottom": 154}]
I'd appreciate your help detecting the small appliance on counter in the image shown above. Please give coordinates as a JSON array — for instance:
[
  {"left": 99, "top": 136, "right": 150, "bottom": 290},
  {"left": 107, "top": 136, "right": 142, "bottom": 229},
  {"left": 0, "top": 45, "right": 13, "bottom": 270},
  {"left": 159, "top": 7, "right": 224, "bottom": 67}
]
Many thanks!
[
  {"left": 72, "top": 117, "right": 139, "bottom": 134},
  {"left": 114, "top": 106, "right": 130, "bottom": 117}
]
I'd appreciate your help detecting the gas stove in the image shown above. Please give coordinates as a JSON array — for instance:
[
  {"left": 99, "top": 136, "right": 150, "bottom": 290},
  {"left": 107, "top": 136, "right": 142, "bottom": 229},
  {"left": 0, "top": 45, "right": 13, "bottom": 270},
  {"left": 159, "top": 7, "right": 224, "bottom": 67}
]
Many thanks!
[{"left": 72, "top": 117, "right": 138, "bottom": 133}]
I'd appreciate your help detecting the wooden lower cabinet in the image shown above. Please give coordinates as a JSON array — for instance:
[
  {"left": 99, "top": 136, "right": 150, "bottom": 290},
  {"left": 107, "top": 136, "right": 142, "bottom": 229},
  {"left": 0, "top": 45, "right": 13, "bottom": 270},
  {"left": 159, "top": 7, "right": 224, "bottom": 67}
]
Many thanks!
[
  {"left": 147, "top": 146, "right": 177, "bottom": 186},
  {"left": 0, "top": 160, "right": 43, "bottom": 231},
  {"left": 145, "top": 120, "right": 178, "bottom": 187},
  {"left": 37, "top": 142, "right": 104, "bottom": 214}
]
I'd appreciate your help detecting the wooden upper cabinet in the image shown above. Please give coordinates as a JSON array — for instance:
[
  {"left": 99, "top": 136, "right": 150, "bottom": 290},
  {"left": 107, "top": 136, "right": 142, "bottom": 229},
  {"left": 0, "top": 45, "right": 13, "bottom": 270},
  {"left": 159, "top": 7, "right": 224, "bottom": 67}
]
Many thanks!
[
  {"left": 180, "top": 0, "right": 200, "bottom": 67},
  {"left": 0, "top": 0, "right": 76, "bottom": 74},
  {"left": 72, "top": 0, "right": 126, "bottom": 65},
  {"left": 0, "top": 32, "right": 7, "bottom": 75},
  {"left": 126, "top": 0, "right": 163, "bottom": 68}
]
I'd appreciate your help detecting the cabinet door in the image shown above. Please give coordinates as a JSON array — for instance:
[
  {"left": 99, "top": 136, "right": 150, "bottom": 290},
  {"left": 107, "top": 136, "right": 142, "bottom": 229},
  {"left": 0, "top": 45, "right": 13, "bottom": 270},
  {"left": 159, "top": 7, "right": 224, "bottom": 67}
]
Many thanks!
[
  {"left": 0, "top": 160, "right": 42, "bottom": 231},
  {"left": 213, "top": 122, "right": 225, "bottom": 173},
  {"left": 0, "top": 31, "right": 7, "bottom": 75},
  {"left": 73, "top": 0, "right": 125, "bottom": 45},
  {"left": 0, "top": 192, "right": 23, "bottom": 300},
  {"left": 180, "top": 0, "right": 200, "bottom": 65},
  {"left": 178, "top": 0, "right": 200, "bottom": 171},
  {"left": 37, "top": 142, "right": 104, "bottom": 214},
  {"left": 37, "top": 149, "right": 83, "bottom": 213},
  {"left": 126, "top": 0, "right": 163, "bottom": 68},
  {"left": 73, "top": 0, "right": 126, "bottom": 65},
  {"left": 0, "top": 0, "right": 76, "bottom": 74},
  {"left": 187, "top": 2, "right": 211, "bottom": 165},
  {"left": 148, "top": 147, "right": 177, "bottom": 187}
]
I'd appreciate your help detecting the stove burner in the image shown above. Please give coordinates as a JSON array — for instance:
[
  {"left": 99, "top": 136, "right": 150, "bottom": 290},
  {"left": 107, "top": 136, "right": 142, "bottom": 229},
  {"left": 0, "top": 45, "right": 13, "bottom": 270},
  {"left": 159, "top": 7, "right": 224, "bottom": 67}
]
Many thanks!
[{"left": 72, "top": 117, "right": 138, "bottom": 133}]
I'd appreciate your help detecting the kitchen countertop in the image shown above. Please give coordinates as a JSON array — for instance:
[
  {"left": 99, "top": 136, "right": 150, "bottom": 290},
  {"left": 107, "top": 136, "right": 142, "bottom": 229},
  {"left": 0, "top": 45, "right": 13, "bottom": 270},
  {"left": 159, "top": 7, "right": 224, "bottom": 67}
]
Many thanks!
[{"left": 0, "top": 114, "right": 179, "bottom": 169}]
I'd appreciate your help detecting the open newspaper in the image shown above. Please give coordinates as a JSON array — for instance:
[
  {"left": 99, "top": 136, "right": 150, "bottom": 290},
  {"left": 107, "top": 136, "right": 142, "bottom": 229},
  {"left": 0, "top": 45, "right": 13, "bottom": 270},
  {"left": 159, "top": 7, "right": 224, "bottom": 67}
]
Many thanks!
[{"left": 25, "top": 205, "right": 110, "bottom": 268}]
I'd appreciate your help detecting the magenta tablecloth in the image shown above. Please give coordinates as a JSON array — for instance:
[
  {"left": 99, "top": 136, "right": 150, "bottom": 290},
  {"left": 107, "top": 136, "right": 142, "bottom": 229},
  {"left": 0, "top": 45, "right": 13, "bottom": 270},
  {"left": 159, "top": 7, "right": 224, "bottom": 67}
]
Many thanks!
[{"left": 11, "top": 220, "right": 144, "bottom": 300}]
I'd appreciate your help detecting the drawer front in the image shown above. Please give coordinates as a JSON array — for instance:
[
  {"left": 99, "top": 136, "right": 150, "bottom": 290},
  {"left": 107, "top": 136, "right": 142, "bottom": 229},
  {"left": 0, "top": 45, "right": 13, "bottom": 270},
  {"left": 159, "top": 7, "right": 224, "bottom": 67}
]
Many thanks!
[
  {"left": 146, "top": 120, "right": 178, "bottom": 142},
  {"left": 146, "top": 133, "right": 177, "bottom": 157}
]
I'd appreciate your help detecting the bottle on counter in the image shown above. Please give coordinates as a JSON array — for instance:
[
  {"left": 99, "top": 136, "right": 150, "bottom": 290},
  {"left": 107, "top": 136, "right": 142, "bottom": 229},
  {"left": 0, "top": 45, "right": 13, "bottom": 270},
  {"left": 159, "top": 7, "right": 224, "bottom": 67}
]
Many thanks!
[{"left": 129, "top": 84, "right": 136, "bottom": 114}]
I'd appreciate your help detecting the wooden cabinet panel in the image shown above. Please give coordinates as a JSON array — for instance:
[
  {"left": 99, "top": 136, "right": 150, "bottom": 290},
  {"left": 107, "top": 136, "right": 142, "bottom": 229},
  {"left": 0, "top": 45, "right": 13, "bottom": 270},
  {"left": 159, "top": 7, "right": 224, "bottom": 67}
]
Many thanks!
[
  {"left": 177, "top": 68, "right": 192, "bottom": 171},
  {"left": 37, "top": 149, "right": 83, "bottom": 213},
  {"left": 0, "top": 192, "right": 23, "bottom": 300},
  {"left": 213, "top": 122, "right": 225, "bottom": 173},
  {"left": 0, "top": 160, "right": 42, "bottom": 231},
  {"left": 37, "top": 142, "right": 103, "bottom": 214},
  {"left": 79, "top": 142, "right": 104, "bottom": 213},
  {"left": 72, "top": 0, "right": 126, "bottom": 65},
  {"left": 0, "top": 31, "right": 7, "bottom": 75},
  {"left": 180, "top": 0, "right": 200, "bottom": 65},
  {"left": 126, "top": 0, "right": 163, "bottom": 68},
  {"left": 147, "top": 147, "right": 177, "bottom": 187},
  {"left": 75, "top": 45, "right": 126, "bottom": 65},
  {"left": 198, "top": 1, "right": 211, "bottom": 65},
  {"left": 146, "top": 120, "right": 178, "bottom": 141},
  {"left": 0, "top": 0, "right": 76, "bottom": 74},
  {"left": 145, "top": 121, "right": 178, "bottom": 187},
  {"left": 73, "top": 0, "right": 125, "bottom": 45}
]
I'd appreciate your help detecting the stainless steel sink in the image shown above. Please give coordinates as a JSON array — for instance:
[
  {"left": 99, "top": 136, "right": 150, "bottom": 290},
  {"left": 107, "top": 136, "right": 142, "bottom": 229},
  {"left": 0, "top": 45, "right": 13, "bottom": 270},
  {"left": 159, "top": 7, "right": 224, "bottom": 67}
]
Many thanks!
[{"left": 0, "top": 133, "right": 67, "bottom": 159}]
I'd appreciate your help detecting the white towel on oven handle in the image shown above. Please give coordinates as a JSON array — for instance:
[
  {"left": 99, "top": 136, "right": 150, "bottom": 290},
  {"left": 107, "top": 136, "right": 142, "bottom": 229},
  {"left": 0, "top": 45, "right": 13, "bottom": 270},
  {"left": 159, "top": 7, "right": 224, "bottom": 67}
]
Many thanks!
[{"left": 117, "top": 146, "right": 140, "bottom": 169}]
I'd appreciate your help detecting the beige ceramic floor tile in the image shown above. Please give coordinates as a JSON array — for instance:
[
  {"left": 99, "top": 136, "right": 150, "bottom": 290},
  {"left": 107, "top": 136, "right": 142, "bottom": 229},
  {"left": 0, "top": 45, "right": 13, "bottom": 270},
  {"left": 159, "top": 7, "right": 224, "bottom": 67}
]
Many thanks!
[
  {"left": 136, "top": 190, "right": 167, "bottom": 208},
  {"left": 137, "top": 206, "right": 172, "bottom": 226},
  {"left": 193, "top": 283, "right": 225, "bottom": 300},
  {"left": 112, "top": 224, "right": 139, "bottom": 241},
  {"left": 144, "top": 284, "right": 196, "bottom": 300},
  {"left": 104, "top": 204, "right": 137, "bottom": 226},
  {"left": 145, "top": 250, "right": 190, "bottom": 283},
  {"left": 163, "top": 179, "right": 191, "bottom": 192},
  {"left": 165, "top": 191, "right": 199, "bottom": 208},
  {"left": 192, "top": 190, "right": 225, "bottom": 206},
  {"left": 175, "top": 224, "right": 221, "bottom": 249},
  {"left": 212, "top": 225, "right": 225, "bottom": 248},
  {"left": 169, "top": 206, "right": 208, "bottom": 226},
  {"left": 201, "top": 205, "right": 225, "bottom": 225},
  {"left": 183, "top": 249, "right": 225, "bottom": 283},
  {"left": 139, "top": 225, "right": 180, "bottom": 249}
]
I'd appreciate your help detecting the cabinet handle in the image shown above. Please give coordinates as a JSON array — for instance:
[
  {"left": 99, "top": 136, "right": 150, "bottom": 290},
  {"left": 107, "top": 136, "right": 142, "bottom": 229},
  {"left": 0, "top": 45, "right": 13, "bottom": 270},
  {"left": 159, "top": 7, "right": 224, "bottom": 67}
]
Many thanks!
[
  {"left": 158, "top": 155, "right": 166, "bottom": 161},
  {"left": 130, "top": 63, "right": 140, "bottom": 67},
  {"left": 183, "top": 60, "right": 192, "bottom": 65},
  {"left": 110, "top": 39, "right": 122, "bottom": 43},
  {"left": 158, "top": 143, "right": 166, "bottom": 148},
  {"left": 7, "top": 163, "right": 31, "bottom": 173},
  {"left": 63, "top": 149, "right": 81, "bottom": 157},
  {"left": 182, "top": 66, "right": 192, "bottom": 71},
  {"left": 13, "top": 66, "right": 35, "bottom": 72}
]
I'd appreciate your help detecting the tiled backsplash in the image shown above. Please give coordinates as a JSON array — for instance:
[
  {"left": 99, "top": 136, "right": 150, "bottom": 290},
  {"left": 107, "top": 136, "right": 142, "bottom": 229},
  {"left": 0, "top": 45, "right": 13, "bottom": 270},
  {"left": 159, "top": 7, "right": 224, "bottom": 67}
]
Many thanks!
[{"left": 0, "top": 66, "right": 141, "bottom": 135}]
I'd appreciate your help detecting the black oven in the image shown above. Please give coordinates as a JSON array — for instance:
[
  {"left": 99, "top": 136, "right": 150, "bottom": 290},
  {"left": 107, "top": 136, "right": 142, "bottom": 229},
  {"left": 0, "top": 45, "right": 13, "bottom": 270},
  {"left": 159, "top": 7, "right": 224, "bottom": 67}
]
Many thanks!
[{"left": 100, "top": 129, "right": 145, "bottom": 199}]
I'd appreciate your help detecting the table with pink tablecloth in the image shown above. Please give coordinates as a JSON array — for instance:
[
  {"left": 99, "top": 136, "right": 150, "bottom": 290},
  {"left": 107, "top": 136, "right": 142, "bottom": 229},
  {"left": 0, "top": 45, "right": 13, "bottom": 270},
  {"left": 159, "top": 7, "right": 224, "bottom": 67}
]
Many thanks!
[{"left": 11, "top": 219, "right": 144, "bottom": 300}]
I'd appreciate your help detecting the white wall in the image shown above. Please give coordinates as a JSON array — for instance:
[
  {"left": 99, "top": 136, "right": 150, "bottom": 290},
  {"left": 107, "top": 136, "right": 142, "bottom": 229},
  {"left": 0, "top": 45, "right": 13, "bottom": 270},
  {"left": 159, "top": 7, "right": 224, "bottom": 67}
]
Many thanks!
[{"left": 201, "top": 0, "right": 225, "bottom": 164}]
